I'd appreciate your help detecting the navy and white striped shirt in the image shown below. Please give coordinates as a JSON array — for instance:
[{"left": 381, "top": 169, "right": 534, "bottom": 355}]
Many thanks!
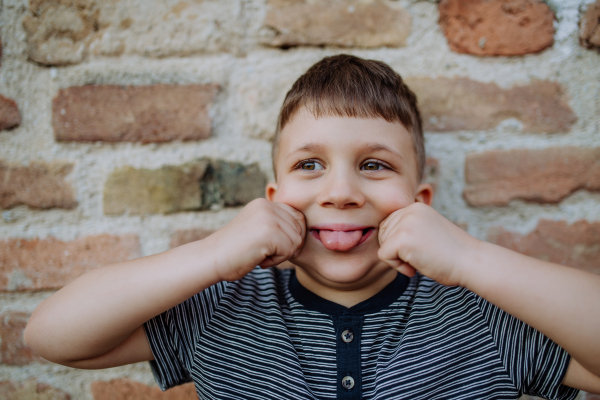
[{"left": 144, "top": 267, "right": 578, "bottom": 400}]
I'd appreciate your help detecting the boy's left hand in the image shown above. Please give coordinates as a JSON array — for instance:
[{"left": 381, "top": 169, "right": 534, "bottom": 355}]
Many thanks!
[{"left": 378, "top": 203, "right": 480, "bottom": 287}]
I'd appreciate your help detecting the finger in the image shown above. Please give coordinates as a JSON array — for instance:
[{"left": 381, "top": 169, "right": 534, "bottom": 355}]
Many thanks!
[
  {"left": 274, "top": 202, "right": 306, "bottom": 238},
  {"left": 276, "top": 218, "right": 304, "bottom": 255},
  {"left": 259, "top": 256, "right": 277, "bottom": 268},
  {"left": 378, "top": 208, "right": 405, "bottom": 244},
  {"left": 267, "top": 229, "right": 298, "bottom": 266},
  {"left": 395, "top": 263, "right": 416, "bottom": 278},
  {"left": 270, "top": 207, "right": 306, "bottom": 256},
  {"left": 381, "top": 258, "right": 401, "bottom": 269},
  {"left": 378, "top": 239, "right": 402, "bottom": 266}
]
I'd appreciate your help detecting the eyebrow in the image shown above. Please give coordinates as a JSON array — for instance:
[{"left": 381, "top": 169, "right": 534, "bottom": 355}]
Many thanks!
[
  {"left": 286, "top": 142, "right": 405, "bottom": 162},
  {"left": 286, "top": 143, "right": 326, "bottom": 161},
  {"left": 360, "top": 143, "right": 405, "bottom": 162}
]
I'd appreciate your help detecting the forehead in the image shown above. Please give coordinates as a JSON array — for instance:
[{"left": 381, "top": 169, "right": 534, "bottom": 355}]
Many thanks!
[{"left": 275, "top": 110, "right": 417, "bottom": 165}]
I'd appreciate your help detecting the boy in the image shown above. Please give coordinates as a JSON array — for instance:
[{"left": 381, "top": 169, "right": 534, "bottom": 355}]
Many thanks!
[{"left": 25, "top": 55, "right": 600, "bottom": 399}]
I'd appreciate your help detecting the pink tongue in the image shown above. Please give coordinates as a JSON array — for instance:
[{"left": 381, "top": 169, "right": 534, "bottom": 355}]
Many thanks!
[{"left": 318, "top": 230, "right": 363, "bottom": 251}]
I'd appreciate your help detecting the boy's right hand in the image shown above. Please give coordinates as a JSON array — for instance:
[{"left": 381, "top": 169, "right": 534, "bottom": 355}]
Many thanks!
[{"left": 207, "top": 198, "right": 306, "bottom": 282}]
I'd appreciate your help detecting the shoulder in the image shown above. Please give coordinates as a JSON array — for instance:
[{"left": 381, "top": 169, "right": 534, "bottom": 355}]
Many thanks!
[
  {"left": 409, "top": 273, "right": 478, "bottom": 307},
  {"left": 229, "top": 266, "right": 290, "bottom": 292},
  {"left": 218, "top": 267, "right": 293, "bottom": 307}
]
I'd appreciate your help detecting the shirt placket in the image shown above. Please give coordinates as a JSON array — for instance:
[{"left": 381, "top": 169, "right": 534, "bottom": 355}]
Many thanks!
[{"left": 334, "top": 315, "right": 364, "bottom": 399}]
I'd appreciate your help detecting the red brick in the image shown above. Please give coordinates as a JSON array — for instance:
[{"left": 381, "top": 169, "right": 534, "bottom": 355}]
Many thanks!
[
  {"left": 463, "top": 147, "right": 600, "bottom": 206},
  {"left": 0, "top": 312, "right": 47, "bottom": 365},
  {"left": 52, "top": 84, "right": 218, "bottom": 143},
  {"left": 0, "top": 379, "right": 70, "bottom": 400},
  {"left": 0, "top": 94, "right": 21, "bottom": 131},
  {"left": 91, "top": 379, "right": 196, "bottom": 400},
  {"left": 439, "top": 0, "right": 554, "bottom": 56},
  {"left": 0, "top": 234, "right": 140, "bottom": 292},
  {"left": 0, "top": 161, "right": 77, "bottom": 210},
  {"left": 580, "top": 0, "right": 600, "bottom": 49},
  {"left": 489, "top": 220, "right": 600, "bottom": 275},
  {"left": 406, "top": 77, "right": 576, "bottom": 133},
  {"left": 262, "top": 0, "right": 411, "bottom": 48},
  {"left": 170, "top": 228, "right": 214, "bottom": 248}
]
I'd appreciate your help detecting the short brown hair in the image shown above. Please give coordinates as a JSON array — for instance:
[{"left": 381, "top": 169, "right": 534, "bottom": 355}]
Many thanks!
[{"left": 272, "top": 54, "right": 424, "bottom": 181}]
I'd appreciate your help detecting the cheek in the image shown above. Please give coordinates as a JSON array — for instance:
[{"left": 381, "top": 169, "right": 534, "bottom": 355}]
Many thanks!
[
  {"left": 375, "top": 187, "right": 415, "bottom": 216},
  {"left": 272, "top": 181, "right": 315, "bottom": 211}
]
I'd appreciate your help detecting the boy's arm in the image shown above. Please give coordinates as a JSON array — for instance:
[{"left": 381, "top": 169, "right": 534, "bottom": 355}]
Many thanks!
[
  {"left": 378, "top": 203, "right": 600, "bottom": 392},
  {"left": 24, "top": 199, "right": 305, "bottom": 368},
  {"left": 24, "top": 239, "right": 224, "bottom": 367},
  {"left": 463, "top": 240, "right": 600, "bottom": 393}
]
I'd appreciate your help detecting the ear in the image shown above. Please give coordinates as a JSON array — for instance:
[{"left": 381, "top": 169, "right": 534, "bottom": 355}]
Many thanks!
[
  {"left": 414, "top": 183, "right": 433, "bottom": 206},
  {"left": 266, "top": 182, "right": 278, "bottom": 201}
]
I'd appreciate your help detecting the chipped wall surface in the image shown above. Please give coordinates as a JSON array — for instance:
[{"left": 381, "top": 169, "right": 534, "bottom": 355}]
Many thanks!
[{"left": 1, "top": 0, "right": 599, "bottom": 398}]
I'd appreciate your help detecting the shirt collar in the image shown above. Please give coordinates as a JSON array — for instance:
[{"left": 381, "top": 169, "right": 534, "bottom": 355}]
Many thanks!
[{"left": 288, "top": 269, "right": 409, "bottom": 316}]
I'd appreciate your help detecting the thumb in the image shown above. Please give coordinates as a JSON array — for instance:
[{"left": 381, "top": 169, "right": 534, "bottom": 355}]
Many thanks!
[
  {"left": 378, "top": 207, "right": 407, "bottom": 245},
  {"left": 395, "top": 262, "right": 416, "bottom": 278}
]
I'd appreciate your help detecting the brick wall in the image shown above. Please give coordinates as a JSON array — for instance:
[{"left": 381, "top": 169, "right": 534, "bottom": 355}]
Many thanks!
[{"left": 1, "top": 0, "right": 599, "bottom": 398}]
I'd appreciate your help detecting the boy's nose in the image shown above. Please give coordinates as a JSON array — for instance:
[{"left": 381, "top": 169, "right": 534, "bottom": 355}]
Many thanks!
[{"left": 317, "top": 171, "right": 365, "bottom": 209}]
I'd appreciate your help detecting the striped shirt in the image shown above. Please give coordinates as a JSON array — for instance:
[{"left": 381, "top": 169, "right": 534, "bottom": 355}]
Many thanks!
[{"left": 144, "top": 267, "right": 578, "bottom": 400}]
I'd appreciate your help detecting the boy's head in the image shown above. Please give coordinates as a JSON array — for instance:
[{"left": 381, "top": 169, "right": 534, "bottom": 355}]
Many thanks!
[
  {"left": 266, "top": 54, "right": 432, "bottom": 298},
  {"left": 272, "top": 54, "right": 424, "bottom": 182}
]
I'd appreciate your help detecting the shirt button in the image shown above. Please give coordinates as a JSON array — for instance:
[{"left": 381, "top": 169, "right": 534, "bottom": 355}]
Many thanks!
[
  {"left": 341, "top": 329, "right": 354, "bottom": 343},
  {"left": 341, "top": 375, "right": 355, "bottom": 390}
]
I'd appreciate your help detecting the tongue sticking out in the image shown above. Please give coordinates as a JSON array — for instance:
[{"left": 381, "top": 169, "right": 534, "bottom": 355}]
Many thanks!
[{"left": 318, "top": 230, "right": 364, "bottom": 251}]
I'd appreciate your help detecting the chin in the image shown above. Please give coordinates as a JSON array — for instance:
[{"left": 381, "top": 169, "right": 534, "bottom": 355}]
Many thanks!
[{"left": 294, "top": 249, "right": 389, "bottom": 288}]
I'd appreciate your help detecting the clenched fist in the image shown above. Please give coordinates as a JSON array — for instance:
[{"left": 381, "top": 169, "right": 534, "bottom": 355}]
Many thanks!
[
  {"left": 205, "top": 199, "right": 306, "bottom": 282},
  {"left": 378, "top": 203, "right": 481, "bottom": 287}
]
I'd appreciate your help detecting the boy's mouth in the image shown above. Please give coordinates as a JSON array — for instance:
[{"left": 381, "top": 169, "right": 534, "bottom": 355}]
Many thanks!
[{"left": 309, "top": 224, "right": 375, "bottom": 251}]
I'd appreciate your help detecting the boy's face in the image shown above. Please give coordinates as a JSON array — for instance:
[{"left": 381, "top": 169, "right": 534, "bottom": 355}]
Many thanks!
[{"left": 267, "top": 109, "right": 432, "bottom": 297}]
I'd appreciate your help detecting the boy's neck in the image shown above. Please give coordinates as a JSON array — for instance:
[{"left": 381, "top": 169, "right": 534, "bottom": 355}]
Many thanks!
[{"left": 294, "top": 266, "right": 399, "bottom": 308}]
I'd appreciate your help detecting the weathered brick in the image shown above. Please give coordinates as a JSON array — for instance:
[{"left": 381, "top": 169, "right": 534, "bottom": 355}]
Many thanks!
[
  {"left": 0, "top": 312, "right": 46, "bottom": 365},
  {"left": 103, "top": 162, "right": 207, "bottom": 215},
  {"left": 91, "top": 379, "right": 195, "bottom": 400},
  {"left": 104, "top": 159, "right": 267, "bottom": 215},
  {"left": 0, "top": 234, "right": 140, "bottom": 291},
  {"left": 580, "top": 0, "right": 600, "bottom": 49},
  {"left": 463, "top": 147, "right": 600, "bottom": 206},
  {"left": 22, "top": 0, "right": 100, "bottom": 65},
  {"left": 262, "top": 0, "right": 411, "bottom": 48},
  {"left": 170, "top": 228, "right": 214, "bottom": 248},
  {"left": 0, "top": 379, "right": 70, "bottom": 400},
  {"left": 0, "top": 95, "right": 21, "bottom": 131},
  {"left": 489, "top": 220, "right": 600, "bottom": 275},
  {"left": 406, "top": 77, "right": 576, "bottom": 133},
  {"left": 0, "top": 161, "right": 76, "bottom": 210},
  {"left": 439, "top": 0, "right": 554, "bottom": 56},
  {"left": 53, "top": 84, "right": 218, "bottom": 143},
  {"left": 22, "top": 0, "right": 245, "bottom": 65}
]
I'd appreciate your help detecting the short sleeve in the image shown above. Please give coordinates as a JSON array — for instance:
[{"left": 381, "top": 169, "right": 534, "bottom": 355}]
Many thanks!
[
  {"left": 143, "top": 282, "right": 227, "bottom": 390},
  {"left": 476, "top": 297, "right": 579, "bottom": 400}
]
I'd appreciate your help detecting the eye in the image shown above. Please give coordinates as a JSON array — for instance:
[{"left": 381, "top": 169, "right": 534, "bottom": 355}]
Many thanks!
[
  {"left": 298, "top": 160, "right": 324, "bottom": 171},
  {"left": 361, "top": 161, "right": 387, "bottom": 171}
]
